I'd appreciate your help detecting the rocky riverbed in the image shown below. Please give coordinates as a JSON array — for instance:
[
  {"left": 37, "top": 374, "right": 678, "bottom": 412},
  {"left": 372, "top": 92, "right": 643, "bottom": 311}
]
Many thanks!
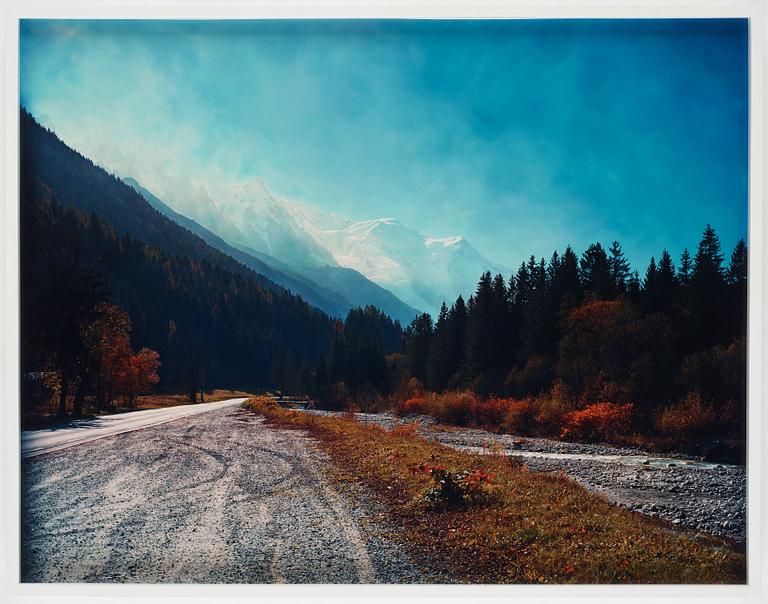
[{"left": 308, "top": 410, "right": 747, "bottom": 543}]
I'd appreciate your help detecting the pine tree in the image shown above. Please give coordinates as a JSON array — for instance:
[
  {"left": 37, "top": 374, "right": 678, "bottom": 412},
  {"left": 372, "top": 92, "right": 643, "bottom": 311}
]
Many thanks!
[
  {"left": 608, "top": 240, "right": 630, "bottom": 295},
  {"left": 558, "top": 245, "right": 582, "bottom": 309},
  {"left": 726, "top": 239, "right": 748, "bottom": 340},
  {"left": 627, "top": 270, "right": 641, "bottom": 302},
  {"left": 464, "top": 272, "right": 500, "bottom": 393},
  {"left": 404, "top": 313, "right": 433, "bottom": 384},
  {"left": 445, "top": 295, "right": 468, "bottom": 388},
  {"left": 693, "top": 224, "right": 725, "bottom": 285},
  {"left": 689, "top": 225, "right": 727, "bottom": 347},
  {"left": 514, "top": 261, "right": 532, "bottom": 308},
  {"left": 642, "top": 257, "right": 658, "bottom": 313},
  {"left": 426, "top": 303, "right": 450, "bottom": 391},
  {"left": 727, "top": 239, "right": 747, "bottom": 286},
  {"left": 678, "top": 248, "right": 692, "bottom": 286},
  {"left": 580, "top": 243, "right": 612, "bottom": 300},
  {"left": 656, "top": 249, "right": 677, "bottom": 311}
]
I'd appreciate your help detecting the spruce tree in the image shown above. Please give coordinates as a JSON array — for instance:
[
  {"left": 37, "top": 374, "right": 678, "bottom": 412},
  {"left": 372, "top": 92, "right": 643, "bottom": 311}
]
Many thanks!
[
  {"left": 608, "top": 240, "right": 630, "bottom": 296},
  {"left": 689, "top": 225, "right": 727, "bottom": 347},
  {"left": 727, "top": 239, "right": 747, "bottom": 286},
  {"left": 445, "top": 296, "right": 468, "bottom": 387},
  {"left": 580, "top": 243, "right": 612, "bottom": 300},
  {"left": 627, "top": 270, "right": 641, "bottom": 303},
  {"left": 404, "top": 313, "right": 433, "bottom": 385},
  {"left": 558, "top": 245, "right": 582, "bottom": 309},
  {"left": 678, "top": 248, "right": 692, "bottom": 286},
  {"left": 656, "top": 249, "right": 677, "bottom": 311},
  {"left": 426, "top": 302, "right": 450, "bottom": 391}
]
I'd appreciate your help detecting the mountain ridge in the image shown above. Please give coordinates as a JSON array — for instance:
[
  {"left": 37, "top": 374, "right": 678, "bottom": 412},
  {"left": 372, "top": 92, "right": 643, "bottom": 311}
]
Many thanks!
[
  {"left": 168, "top": 179, "right": 511, "bottom": 315},
  {"left": 125, "top": 177, "right": 420, "bottom": 325}
]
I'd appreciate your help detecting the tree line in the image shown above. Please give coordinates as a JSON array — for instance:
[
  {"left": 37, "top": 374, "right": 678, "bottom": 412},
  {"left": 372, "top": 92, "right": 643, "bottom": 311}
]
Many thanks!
[{"left": 314, "top": 227, "right": 747, "bottom": 446}]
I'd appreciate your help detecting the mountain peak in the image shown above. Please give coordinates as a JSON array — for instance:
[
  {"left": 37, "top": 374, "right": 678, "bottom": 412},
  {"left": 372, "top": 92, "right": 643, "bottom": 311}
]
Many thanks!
[{"left": 425, "top": 235, "right": 466, "bottom": 249}]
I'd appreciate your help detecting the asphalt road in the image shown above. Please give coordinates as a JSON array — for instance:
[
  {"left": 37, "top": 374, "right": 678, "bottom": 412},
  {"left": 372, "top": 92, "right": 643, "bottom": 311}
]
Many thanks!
[{"left": 21, "top": 403, "right": 427, "bottom": 583}]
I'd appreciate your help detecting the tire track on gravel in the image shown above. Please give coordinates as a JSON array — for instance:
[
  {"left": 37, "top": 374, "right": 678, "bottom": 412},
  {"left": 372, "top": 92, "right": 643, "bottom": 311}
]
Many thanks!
[{"left": 21, "top": 405, "right": 422, "bottom": 583}]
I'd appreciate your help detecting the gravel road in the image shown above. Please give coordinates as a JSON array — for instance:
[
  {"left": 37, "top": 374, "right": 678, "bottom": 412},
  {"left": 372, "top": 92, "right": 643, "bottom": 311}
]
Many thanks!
[
  {"left": 21, "top": 405, "right": 433, "bottom": 583},
  {"left": 21, "top": 398, "right": 247, "bottom": 458}
]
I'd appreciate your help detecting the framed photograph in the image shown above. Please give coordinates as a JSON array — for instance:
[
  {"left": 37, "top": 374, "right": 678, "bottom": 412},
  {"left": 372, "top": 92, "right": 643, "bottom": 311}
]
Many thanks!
[{"left": 2, "top": 1, "right": 764, "bottom": 602}]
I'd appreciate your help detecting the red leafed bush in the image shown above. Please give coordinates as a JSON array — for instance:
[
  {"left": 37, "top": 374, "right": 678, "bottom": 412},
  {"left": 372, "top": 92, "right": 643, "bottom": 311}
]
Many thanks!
[
  {"left": 657, "top": 390, "right": 717, "bottom": 440},
  {"left": 399, "top": 397, "right": 429, "bottom": 415},
  {"left": 500, "top": 398, "right": 538, "bottom": 434},
  {"left": 561, "top": 402, "right": 633, "bottom": 442},
  {"left": 433, "top": 391, "right": 480, "bottom": 426},
  {"left": 409, "top": 463, "right": 497, "bottom": 509},
  {"left": 468, "top": 396, "right": 513, "bottom": 428}
]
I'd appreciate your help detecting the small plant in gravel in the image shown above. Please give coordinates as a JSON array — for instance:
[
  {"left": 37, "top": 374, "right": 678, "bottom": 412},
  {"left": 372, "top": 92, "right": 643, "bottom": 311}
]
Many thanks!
[
  {"left": 409, "top": 463, "right": 497, "bottom": 510},
  {"left": 341, "top": 405, "right": 358, "bottom": 422}
]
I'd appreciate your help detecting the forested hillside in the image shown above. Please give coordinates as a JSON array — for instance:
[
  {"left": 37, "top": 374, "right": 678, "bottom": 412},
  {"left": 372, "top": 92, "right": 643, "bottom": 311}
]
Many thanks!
[
  {"left": 20, "top": 109, "right": 311, "bottom": 299},
  {"left": 20, "top": 108, "right": 344, "bottom": 412}
]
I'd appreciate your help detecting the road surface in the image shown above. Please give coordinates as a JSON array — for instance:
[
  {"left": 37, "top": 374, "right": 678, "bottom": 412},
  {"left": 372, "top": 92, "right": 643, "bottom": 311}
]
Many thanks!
[
  {"left": 21, "top": 402, "right": 429, "bottom": 583},
  {"left": 21, "top": 398, "right": 248, "bottom": 458}
]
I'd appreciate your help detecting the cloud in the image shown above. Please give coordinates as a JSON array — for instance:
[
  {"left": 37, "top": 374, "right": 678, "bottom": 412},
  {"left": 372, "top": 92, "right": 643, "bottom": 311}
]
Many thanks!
[{"left": 20, "top": 19, "right": 748, "bottom": 273}]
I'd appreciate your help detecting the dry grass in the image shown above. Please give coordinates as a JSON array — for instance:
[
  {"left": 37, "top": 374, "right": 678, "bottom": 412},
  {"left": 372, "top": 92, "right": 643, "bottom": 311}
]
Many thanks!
[
  {"left": 244, "top": 398, "right": 745, "bottom": 584},
  {"left": 132, "top": 389, "right": 254, "bottom": 409}
]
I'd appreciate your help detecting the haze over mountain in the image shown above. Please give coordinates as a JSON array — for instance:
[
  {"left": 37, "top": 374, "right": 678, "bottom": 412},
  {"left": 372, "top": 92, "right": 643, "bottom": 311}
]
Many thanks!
[
  {"left": 125, "top": 178, "right": 419, "bottom": 324},
  {"left": 153, "top": 178, "right": 510, "bottom": 316}
]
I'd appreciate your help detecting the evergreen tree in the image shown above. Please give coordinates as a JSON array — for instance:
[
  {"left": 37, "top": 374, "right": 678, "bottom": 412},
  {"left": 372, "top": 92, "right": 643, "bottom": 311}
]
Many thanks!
[
  {"left": 626, "top": 270, "right": 641, "bottom": 303},
  {"left": 580, "top": 243, "right": 613, "bottom": 300},
  {"left": 558, "top": 245, "right": 582, "bottom": 309},
  {"left": 727, "top": 239, "right": 747, "bottom": 286},
  {"left": 642, "top": 257, "right": 659, "bottom": 312},
  {"left": 678, "top": 248, "right": 692, "bottom": 286},
  {"left": 426, "top": 303, "right": 450, "bottom": 391},
  {"left": 726, "top": 239, "right": 748, "bottom": 340},
  {"left": 656, "top": 250, "right": 677, "bottom": 312},
  {"left": 444, "top": 296, "right": 468, "bottom": 387},
  {"left": 404, "top": 313, "right": 433, "bottom": 384},
  {"left": 608, "top": 240, "right": 630, "bottom": 295},
  {"left": 692, "top": 224, "right": 725, "bottom": 285},
  {"left": 689, "top": 225, "right": 727, "bottom": 348},
  {"left": 464, "top": 272, "right": 501, "bottom": 393}
]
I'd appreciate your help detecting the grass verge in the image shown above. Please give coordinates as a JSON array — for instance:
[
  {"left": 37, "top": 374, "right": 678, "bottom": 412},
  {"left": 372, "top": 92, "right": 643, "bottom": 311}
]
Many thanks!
[
  {"left": 132, "top": 389, "right": 253, "bottom": 409},
  {"left": 243, "top": 397, "right": 745, "bottom": 584}
]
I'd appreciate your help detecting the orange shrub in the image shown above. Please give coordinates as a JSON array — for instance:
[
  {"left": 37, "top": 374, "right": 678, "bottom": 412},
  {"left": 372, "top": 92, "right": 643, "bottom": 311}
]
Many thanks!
[
  {"left": 561, "top": 402, "right": 633, "bottom": 442},
  {"left": 432, "top": 391, "right": 480, "bottom": 426},
  {"left": 399, "top": 396, "right": 429, "bottom": 415},
  {"left": 535, "top": 381, "right": 576, "bottom": 435},
  {"left": 500, "top": 398, "right": 538, "bottom": 434},
  {"left": 657, "top": 390, "right": 717, "bottom": 440}
]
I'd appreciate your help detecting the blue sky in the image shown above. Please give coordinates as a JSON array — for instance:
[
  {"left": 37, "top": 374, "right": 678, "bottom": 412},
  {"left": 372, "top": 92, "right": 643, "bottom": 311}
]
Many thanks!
[{"left": 20, "top": 19, "right": 748, "bottom": 273}]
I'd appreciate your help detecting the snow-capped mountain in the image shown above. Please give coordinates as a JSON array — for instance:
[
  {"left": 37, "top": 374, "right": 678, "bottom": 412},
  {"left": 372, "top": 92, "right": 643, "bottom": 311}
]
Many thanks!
[
  {"left": 303, "top": 217, "right": 510, "bottom": 315},
  {"left": 171, "top": 179, "right": 509, "bottom": 317}
]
